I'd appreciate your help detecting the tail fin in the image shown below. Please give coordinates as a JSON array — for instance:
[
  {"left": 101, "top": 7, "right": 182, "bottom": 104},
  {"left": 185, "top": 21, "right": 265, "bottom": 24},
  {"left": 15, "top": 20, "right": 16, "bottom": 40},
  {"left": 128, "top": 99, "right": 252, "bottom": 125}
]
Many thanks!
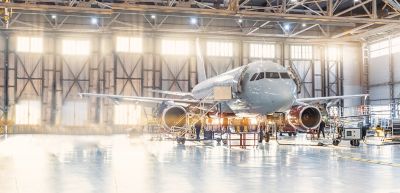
[{"left": 196, "top": 38, "right": 207, "bottom": 83}]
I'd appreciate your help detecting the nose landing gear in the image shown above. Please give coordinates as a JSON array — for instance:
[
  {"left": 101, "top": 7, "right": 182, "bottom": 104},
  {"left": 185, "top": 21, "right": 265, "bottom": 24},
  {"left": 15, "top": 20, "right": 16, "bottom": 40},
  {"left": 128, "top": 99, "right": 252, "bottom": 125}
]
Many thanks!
[{"left": 350, "top": 139, "right": 360, "bottom": 147}]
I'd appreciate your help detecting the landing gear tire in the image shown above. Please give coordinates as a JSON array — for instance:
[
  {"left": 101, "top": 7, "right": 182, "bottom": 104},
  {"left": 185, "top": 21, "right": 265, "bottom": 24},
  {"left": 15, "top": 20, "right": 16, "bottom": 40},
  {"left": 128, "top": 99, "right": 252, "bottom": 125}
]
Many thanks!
[
  {"left": 354, "top": 140, "right": 360, "bottom": 146},
  {"left": 332, "top": 139, "right": 340, "bottom": 146},
  {"left": 216, "top": 138, "right": 222, "bottom": 144},
  {"left": 293, "top": 133, "right": 297, "bottom": 137},
  {"left": 350, "top": 139, "right": 360, "bottom": 147},
  {"left": 288, "top": 133, "right": 293, "bottom": 137},
  {"left": 177, "top": 137, "right": 186, "bottom": 145}
]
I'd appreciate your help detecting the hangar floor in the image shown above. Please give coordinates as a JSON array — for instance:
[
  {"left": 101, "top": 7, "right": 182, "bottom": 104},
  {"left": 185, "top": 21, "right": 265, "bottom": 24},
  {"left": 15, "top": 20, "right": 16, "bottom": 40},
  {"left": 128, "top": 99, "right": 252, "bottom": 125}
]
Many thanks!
[{"left": 0, "top": 134, "right": 400, "bottom": 193}]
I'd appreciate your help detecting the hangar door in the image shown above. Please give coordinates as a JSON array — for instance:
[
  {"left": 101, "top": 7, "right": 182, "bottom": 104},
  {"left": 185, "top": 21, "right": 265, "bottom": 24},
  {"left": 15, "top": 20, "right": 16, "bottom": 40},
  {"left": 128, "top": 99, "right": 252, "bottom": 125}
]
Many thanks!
[
  {"left": 15, "top": 100, "right": 41, "bottom": 125},
  {"left": 61, "top": 100, "right": 88, "bottom": 126}
]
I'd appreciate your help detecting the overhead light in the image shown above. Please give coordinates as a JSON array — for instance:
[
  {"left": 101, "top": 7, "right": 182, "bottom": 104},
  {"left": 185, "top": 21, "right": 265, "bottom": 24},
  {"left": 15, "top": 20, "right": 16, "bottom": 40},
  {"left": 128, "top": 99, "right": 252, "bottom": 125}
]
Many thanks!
[
  {"left": 238, "top": 19, "right": 243, "bottom": 23},
  {"left": 51, "top": 14, "right": 57, "bottom": 19},
  {"left": 290, "top": 0, "right": 297, "bottom": 3},
  {"left": 151, "top": 14, "right": 156, "bottom": 19},
  {"left": 302, "top": 23, "right": 306, "bottom": 27},
  {"left": 190, "top": 17, "right": 198, "bottom": 25},
  {"left": 354, "top": 0, "right": 360, "bottom": 2},
  {"left": 91, "top": 17, "right": 98, "bottom": 25},
  {"left": 284, "top": 24, "right": 290, "bottom": 31}
]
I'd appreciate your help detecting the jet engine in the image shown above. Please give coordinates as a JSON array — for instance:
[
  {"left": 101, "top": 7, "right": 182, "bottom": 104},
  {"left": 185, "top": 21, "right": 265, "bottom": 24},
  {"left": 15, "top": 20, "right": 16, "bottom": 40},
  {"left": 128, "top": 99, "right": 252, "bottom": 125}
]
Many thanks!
[
  {"left": 161, "top": 105, "right": 188, "bottom": 131},
  {"left": 287, "top": 105, "right": 322, "bottom": 132}
]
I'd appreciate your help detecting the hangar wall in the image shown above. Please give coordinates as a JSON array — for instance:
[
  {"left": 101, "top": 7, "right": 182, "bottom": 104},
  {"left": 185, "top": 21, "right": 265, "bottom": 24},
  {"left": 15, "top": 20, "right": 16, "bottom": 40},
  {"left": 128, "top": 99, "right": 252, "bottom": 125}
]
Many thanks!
[
  {"left": 0, "top": 33, "right": 362, "bottom": 133},
  {"left": 367, "top": 35, "right": 400, "bottom": 107},
  {"left": 343, "top": 45, "right": 362, "bottom": 108}
]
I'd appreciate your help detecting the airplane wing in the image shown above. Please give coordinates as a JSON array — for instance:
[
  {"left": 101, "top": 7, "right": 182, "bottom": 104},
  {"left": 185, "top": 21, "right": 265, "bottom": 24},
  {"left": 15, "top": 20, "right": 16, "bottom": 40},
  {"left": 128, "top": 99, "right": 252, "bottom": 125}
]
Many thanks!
[
  {"left": 149, "top": 90, "right": 193, "bottom": 97},
  {"left": 78, "top": 93, "right": 214, "bottom": 105},
  {"left": 297, "top": 94, "right": 368, "bottom": 104}
]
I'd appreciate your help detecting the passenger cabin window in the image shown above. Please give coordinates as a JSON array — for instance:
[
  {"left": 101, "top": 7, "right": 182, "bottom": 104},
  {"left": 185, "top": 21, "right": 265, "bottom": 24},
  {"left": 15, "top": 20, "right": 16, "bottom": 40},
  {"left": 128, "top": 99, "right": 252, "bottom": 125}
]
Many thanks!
[
  {"left": 250, "top": 73, "right": 258, "bottom": 81},
  {"left": 280, "top": 72, "right": 290, "bottom": 79},
  {"left": 256, "top": 72, "right": 264, "bottom": 80},
  {"left": 265, "top": 72, "right": 280, "bottom": 79}
]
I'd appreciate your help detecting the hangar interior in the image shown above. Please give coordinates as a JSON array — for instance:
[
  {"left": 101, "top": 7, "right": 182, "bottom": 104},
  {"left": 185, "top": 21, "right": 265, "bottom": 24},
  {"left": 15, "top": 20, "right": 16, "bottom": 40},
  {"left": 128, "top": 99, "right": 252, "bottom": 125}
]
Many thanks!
[
  {"left": 1, "top": 0, "right": 399, "bottom": 134},
  {"left": 0, "top": 35, "right": 365, "bottom": 133},
  {"left": 2, "top": 0, "right": 400, "bottom": 193}
]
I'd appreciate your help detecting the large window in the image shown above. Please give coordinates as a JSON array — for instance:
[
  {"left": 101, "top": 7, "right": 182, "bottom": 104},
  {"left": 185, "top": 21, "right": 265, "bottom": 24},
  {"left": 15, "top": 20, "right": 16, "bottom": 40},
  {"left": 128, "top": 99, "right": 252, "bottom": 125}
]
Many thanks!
[
  {"left": 17, "top": 37, "right": 43, "bottom": 53},
  {"left": 249, "top": 43, "right": 275, "bottom": 58},
  {"left": 290, "top": 45, "right": 312, "bottom": 60},
  {"left": 116, "top": 37, "right": 142, "bottom": 53},
  {"left": 327, "top": 47, "right": 339, "bottom": 61},
  {"left": 161, "top": 39, "right": 190, "bottom": 55},
  {"left": 207, "top": 41, "right": 233, "bottom": 57},
  {"left": 62, "top": 39, "right": 90, "bottom": 55},
  {"left": 61, "top": 101, "right": 88, "bottom": 126},
  {"left": 370, "top": 40, "right": 389, "bottom": 58},
  {"left": 114, "top": 104, "right": 142, "bottom": 125},
  {"left": 15, "top": 100, "right": 41, "bottom": 125}
]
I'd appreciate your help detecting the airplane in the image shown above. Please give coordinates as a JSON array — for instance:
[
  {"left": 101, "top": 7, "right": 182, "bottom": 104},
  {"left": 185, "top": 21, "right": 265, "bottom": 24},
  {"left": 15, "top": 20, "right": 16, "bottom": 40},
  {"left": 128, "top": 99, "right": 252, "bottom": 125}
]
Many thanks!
[{"left": 79, "top": 39, "right": 368, "bottom": 141}]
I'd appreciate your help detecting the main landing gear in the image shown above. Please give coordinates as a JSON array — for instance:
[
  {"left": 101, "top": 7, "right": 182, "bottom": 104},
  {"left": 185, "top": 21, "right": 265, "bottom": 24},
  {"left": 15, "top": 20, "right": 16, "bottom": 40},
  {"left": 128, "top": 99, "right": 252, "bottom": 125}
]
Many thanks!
[
  {"left": 332, "top": 139, "right": 360, "bottom": 146},
  {"left": 350, "top": 139, "right": 360, "bottom": 147},
  {"left": 176, "top": 137, "right": 186, "bottom": 144}
]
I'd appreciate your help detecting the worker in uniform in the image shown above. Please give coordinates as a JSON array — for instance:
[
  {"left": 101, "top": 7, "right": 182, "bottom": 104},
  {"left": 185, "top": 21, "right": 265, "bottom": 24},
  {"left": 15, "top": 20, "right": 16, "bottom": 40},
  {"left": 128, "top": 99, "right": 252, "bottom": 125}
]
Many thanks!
[
  {"left": 194, "top": 119, "right": 202, "bottom": 141},
  {"left": 318, "top": 120, "right": 326, "bottom": 139}
]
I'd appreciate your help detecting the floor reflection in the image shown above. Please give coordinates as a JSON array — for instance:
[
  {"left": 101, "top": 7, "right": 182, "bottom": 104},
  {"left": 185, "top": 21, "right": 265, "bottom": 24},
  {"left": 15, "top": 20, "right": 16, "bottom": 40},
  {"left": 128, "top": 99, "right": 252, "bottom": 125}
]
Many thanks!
[{"left": 1, "top": 134, "right": 400, "bottom": 193}]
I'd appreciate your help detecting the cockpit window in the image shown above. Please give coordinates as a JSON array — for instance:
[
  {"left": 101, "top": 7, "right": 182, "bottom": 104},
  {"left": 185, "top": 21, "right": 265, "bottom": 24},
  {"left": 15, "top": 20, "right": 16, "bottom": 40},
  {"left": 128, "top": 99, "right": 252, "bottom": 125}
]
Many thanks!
[
  {"left": 265, "top": 72, "right": 280, "bottom": 79},
  {"left": 280, "top": 72, "right": 290, "bottom": 79},
  {"left": 250, "top": 73, "right": 258, "bottom": 81},
  {"left": 256, "top": 72, "right": 264, "bottom": 80}
]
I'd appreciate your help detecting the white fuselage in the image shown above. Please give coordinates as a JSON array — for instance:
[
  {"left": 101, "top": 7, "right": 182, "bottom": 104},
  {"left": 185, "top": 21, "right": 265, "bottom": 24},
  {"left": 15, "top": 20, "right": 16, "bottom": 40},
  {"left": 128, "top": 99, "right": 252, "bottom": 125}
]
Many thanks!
[{"left": 191, "top": 61, "right": 297, "bottom": 116}]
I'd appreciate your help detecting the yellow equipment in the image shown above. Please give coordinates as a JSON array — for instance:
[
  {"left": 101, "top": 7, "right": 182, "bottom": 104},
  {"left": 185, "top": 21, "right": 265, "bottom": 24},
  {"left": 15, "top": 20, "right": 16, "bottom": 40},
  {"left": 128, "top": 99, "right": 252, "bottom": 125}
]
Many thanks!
[
  {"left": 374, "top": 126, "right": 384, "bottom": 137},
  {"left": 1, "top": 0, "right": 12, "bottom": 27}
]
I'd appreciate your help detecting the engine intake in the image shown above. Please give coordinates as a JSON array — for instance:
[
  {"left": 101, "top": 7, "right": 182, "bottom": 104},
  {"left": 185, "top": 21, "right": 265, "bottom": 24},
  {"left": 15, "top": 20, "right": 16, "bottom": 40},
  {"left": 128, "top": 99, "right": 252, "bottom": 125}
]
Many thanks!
[
  {"left": 161, "top": 106, "right": 187, "bottom": 131},
  {"left": 287, "top": 105, "right": 321, "bottom": 131}
]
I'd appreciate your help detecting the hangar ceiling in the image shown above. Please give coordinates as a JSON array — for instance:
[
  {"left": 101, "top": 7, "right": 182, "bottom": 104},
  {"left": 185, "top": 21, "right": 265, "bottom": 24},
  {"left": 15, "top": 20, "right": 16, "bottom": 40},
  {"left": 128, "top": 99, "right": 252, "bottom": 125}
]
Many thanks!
[{"left": 0, "top": 0, "right": 400, "bottom": 40}]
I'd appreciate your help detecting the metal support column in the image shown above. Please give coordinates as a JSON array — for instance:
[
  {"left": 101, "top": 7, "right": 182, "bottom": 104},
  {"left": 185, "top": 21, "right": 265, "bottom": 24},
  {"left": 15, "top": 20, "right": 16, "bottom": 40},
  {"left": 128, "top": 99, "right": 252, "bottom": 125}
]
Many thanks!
[
  {"left": 362, "top": 43, "right": 369, "bottom": 104},
  {"left": 389, "top": 36, "right": 395, "bottom": 118},
  {"left": 372, "top": 0, "right": 377, "bottom": 19},
  {"left": 282, "top": 0, "right": 286, "bottom": 13},
  {"left": 95, "top": 35, "right": 101, "bottom": 124},
  {"left": 321, "top": 45, "right": 326, "bottom": 97},
  {"left": 328, "top": 0, "right": 333, "bottom": 16},
  {"left": 50, "top": 35, "right": 57, "bottom": 126},
  {"left": 339, "top": 45, "right": 344, "bottom": 107},
  {"left": 3, "top": 34, "right": 9, "bottom": 133}
]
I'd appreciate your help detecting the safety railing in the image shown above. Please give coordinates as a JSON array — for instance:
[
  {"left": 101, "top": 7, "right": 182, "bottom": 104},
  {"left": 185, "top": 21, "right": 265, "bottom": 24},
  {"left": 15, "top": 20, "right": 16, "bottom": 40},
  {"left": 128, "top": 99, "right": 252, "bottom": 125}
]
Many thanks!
[{"left": 226, "top": 132, "right": 259, "bottom": 149}]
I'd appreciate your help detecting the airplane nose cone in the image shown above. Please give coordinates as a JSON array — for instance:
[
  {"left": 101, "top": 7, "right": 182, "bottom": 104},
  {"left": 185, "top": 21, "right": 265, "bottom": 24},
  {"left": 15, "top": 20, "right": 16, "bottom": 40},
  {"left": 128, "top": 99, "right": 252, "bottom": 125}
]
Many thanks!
[
  {"left": 274, "top": 85, "right": 295, "bottom": 111},
  {"left": 240, "top": 78, "right": 297, "bottom": 114}
]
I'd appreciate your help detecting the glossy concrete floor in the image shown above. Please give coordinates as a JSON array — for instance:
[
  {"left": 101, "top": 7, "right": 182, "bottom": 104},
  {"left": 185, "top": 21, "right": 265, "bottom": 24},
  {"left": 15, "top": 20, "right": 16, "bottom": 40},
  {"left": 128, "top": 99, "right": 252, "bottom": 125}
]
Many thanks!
[{"left": 1, "top": 134, "right": 400, "bottom": 193}]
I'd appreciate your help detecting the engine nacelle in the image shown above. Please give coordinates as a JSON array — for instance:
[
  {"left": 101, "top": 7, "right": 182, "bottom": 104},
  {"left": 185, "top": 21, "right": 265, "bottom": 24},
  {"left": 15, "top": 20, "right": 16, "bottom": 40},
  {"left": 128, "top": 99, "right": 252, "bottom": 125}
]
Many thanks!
[
  {"left": 287, "top": 105, "right": 322, "bottom": 132},
  {"left": 161, "top": 105, "right": 187, "bottom": 131}
]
